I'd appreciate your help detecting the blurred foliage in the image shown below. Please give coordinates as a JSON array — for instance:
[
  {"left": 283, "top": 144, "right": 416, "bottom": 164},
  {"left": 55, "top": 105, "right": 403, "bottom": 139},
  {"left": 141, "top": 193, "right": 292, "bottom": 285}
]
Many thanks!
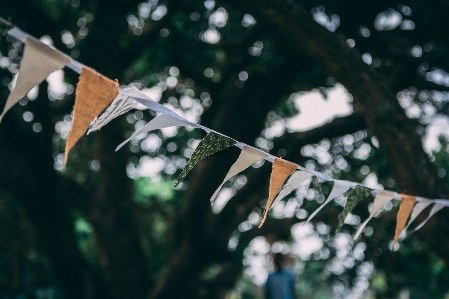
[{"left": 0, "top": 0, "right": 449, "bottom": 298}]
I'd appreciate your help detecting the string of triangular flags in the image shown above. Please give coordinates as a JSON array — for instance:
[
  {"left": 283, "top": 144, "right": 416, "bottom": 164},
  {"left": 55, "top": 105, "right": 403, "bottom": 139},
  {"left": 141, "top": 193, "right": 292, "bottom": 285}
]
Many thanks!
[{"left": 3, "top": 24, "right": 449, "bottom": 248}]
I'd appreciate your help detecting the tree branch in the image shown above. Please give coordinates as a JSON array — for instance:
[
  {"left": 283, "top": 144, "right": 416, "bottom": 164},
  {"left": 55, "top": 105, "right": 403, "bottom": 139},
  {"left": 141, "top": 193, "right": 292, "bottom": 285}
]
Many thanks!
[{"left": 277, "top": 113, "right": 367, "bottom": 159}]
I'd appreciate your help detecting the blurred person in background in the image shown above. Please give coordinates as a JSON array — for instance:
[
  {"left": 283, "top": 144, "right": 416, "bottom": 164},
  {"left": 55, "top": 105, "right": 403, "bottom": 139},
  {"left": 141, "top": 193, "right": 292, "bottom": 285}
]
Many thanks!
[{"left": 265, "top": 253, "right": 297, "bottom": 299}]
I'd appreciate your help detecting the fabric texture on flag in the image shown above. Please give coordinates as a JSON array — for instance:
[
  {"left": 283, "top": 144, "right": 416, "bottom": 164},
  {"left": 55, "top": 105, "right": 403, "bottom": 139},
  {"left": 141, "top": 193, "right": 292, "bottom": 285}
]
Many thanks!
[
  {"left": 271, "top": 171, "right": 313, "bottom": 210},
  {"left": 354, "top": 190, "right": 396, "bottom": 240},
  {"left": 87, "top": 84, "right": 140, "bottom": 134},
  {"left": 64, "top": 67, "right": 119, "bottom": 163},
  {"left": 259, "top": 158, "right": 298, "bottom": 228},
  {"left": 410, "top": 203, "right": 444, "bottom": 233},
  {"left": 174, "top": 132, "right": 235, "bottom": 187},
  {"left": 336, "top": 186, "right": 373, "bottom": 234},
  {"left": 0, "top": 36, "right": 71, "bottom": 121},
  {"left": 306, "top": 180, "right": 353, "bottom": 224},
  {"left": 210, "top": 146, "right": 267, "bottom": 205},
  {"left": 116, "top": 113, "right": 199, "bottom": 151},
  {"left": 394, "top": 194, "right": 417, "bottom": 244},
  {"left": 403, "top": 200, "right": 432, "bottom": 232}
]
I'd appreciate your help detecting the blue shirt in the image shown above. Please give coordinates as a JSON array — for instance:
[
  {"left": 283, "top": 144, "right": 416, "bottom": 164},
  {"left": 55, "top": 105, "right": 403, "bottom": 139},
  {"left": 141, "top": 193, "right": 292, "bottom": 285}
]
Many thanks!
[{"left": 265, "top": 270, "right": 295, "bottom": 299}]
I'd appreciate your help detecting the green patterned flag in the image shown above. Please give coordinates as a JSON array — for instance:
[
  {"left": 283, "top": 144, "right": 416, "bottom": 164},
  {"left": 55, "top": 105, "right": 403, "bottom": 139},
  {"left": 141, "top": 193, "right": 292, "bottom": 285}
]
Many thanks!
[
  {"left": 335, "top": 186, "right": 373, "bottom": 234},
  {"left": 174, "top": 132, "right": 235, "bottom": 187}
]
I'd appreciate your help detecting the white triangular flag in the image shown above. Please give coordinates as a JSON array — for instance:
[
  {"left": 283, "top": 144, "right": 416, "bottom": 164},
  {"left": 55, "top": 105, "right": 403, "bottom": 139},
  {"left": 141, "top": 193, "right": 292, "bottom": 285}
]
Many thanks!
[
  {"left": 116, "top": 114, "right": 199, "bottom": 151},
  {"left": 87, "top": 85, "right": 140, "bottom": 134},
  {"left": 305, "top": 180, "right": 353, "bottom": 224},
  {"left": 353, "top": 190, "right": 396, "bottom": 240},
  {"left": 403, "top": 200, "right": 432, "bottom": 232},
  {"left": 210, "top": 146, "right": 267, "bottom": 205},
  {"left": 410, "top": 203, "right": 444, "bottom": 233},
  {"left": 270, "top": 171, "right": 313, "bottom": 210},
  {"left": 0, "top": 36, "right": 71, "bottom": 121},
  {"left": 122, "top": 90, "right": 194, "bottom": 124},
  {"left": 305, "top": 180, "right": 354, "bottom": 223}
]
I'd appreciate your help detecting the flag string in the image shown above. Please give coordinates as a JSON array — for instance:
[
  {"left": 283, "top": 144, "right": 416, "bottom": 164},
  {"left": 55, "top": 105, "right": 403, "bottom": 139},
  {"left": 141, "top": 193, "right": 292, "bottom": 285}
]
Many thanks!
[
  {"left": 4, "top": 22, "right": 449, "bottom": 220},
  {"left": 7, "top": 27, "right": 85, "bottom": 74}
]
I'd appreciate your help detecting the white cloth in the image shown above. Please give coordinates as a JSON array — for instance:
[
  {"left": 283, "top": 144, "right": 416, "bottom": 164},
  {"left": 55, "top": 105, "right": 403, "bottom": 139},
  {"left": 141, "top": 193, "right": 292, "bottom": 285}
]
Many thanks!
[
  {"left": 354, "top": 190, "right": 396, "bottom": 240},
  {"left": 116, "top": 114, "right": 199, "bottom": 151},
  {"left": 0, "top": 36, "right": 71, "bottom": 121},
  {"left": 306, "top": 180, "right": 353, "bottom": 224},
  {"left": 88, "top": 85, "right": 139, "bottom": 134},
  {"left": 271, "top": 171, "right": 313, "bottom": 210},
  {"left": 210, "top": 146, "right": 268, "bottom": 205},
  {"left": 403, "top": 200, "right": 432, "bottom": 232},
  {"left": 410, "top": 203, "right": 445, "bottom": 233}
]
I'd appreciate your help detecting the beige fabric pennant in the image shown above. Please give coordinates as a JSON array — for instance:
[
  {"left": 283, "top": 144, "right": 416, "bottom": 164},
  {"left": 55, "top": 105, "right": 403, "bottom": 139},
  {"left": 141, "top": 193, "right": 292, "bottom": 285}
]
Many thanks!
[
  {"left": 353, "top": 191, "right": 396, "bottom": 240},
  {"left": 394, "top": 194, "right": 417, "bottom": 245},
  {"left": 306, "top": 180, "right": 353, "bottom": 224},
  {"left": 64, "top": 67, "right": 119, "bottom": 163},
  {"left": 116, "top": 113, "right": 199, "bottom": 151},
  {"left": 210, "top": 146, "right": 267, "bottom": 205},
  {"left": 0, "top": 36, "right": 71, "bottom": 121},
  {"left": 410, "top": 203, "right": 444, "bottom": 233},
  {"left": 259, "top": 158, "right": 297, "bottom": 228}
]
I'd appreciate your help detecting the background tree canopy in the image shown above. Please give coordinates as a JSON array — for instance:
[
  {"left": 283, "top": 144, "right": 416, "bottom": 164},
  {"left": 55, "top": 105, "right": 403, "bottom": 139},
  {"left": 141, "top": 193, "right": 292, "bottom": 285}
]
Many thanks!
[{"left": 1, "top": 0, "right": 449, "bottom": 298}]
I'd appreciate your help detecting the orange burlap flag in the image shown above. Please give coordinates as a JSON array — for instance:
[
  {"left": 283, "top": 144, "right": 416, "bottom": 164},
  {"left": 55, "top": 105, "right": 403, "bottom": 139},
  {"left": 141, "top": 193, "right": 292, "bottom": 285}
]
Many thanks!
[
  {"left": 393, "top": 194, "right": 417, "bottom": 245},
  {"left": 64, "top": 67, "right": 119, "bottom": 163},
  {"left": 259, "top": 158, "right": 297, "bottom": 228}
]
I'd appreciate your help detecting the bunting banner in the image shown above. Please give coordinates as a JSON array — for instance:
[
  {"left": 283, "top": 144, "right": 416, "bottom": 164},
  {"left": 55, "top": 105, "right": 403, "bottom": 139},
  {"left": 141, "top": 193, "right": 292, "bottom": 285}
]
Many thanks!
[
  {"left": 271, "top": 171, "right": 313, "bottom": 210},
  {"left": 87, "top": 84, "right": 139, "bottom": 135},
  {"left": 403, "top": 200, "right": 432, "bottom": 232},
  {"left": 353, "top": 190, "right": 396, "bottom": 240},
  {"left": 174, "top": 132, "right": 236, "bottom": 187},
  {"left": 3, "top": 24, "right": 449, "bottom": 249},
  {"left": 0, "top": 36, "right": 71, "bottom": 121},
  {"left": 259, "top": 158, "right": 298, "bottom": 228},
  {"left": 306, "top": 180, "right": 353, "bottom": 224},
  {"left": 116, "top": 113, "right": 200, "bottom": 151},
  {"left": 64, "top": 67, "right": 119, "bottom": 164},
  {"left": 336, "top": 186, "right": 373, "bottom": 234},
  {"left": 394, "top": 195, "right": 417, "bottom": 245},
  {"left": 119, "top": 89, "right": 203, "bottom": 127},
  {"left": 210, "top": 146, "right": 268, "bottom": 205},
  {"left": 410, "top": 203, "right": 445, "bottom": 233}
]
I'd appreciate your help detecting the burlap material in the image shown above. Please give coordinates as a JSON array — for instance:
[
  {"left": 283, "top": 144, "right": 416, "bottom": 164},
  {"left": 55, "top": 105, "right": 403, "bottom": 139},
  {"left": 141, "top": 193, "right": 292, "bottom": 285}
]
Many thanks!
[
  {"left": 259, "top": 158, "right": 297, "bottom": 228},
  {"left": 394, "top": 194, "right": 417, "bottom": 245},
  {"left": 87, "top": 84, "right": 138, "bottom": 134},
  {"left": 64, "top": 67, "right": 119, "bottom": 163},
  {"left": 0, "top": 36, "right": 71, "bottom": 121}
]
